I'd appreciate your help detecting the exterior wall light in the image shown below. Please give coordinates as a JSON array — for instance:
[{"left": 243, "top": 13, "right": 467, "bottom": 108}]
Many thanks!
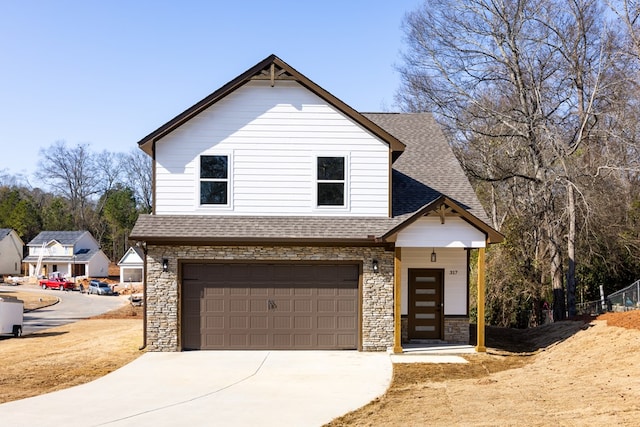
[
  {"left": 162, "top": 258, "right": 169, "bottom": 272},
  {"left": 431, "top": 249, "right": 437, "bottom": 263},
  {"left": 372, "top": 260, "right": 379, "bottom": 273}
]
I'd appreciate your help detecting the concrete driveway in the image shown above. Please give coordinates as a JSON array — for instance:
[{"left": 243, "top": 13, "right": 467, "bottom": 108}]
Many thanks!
[{"left": 0, "top": 351, "right": 392, "bottom": 427}]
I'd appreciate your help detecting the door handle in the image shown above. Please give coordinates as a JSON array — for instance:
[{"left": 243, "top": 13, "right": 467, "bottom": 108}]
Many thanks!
[{"left": 267, "top": 299, "right": 277, "bottom": 310}]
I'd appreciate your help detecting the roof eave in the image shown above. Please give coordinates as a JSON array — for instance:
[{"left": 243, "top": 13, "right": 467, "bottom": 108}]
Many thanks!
[{"left": 128, "top": 235, "right": 385, "bottom": 247}]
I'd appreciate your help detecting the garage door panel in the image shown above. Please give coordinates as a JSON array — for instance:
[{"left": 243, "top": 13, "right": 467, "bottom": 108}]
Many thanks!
[
  {"left": 248, "top": 334, "right": 268, "bottom": 347},
  {"left": 317, "top": 316, "right": 336, "bottom": 329},
  {"left": 273, "top": 316, "right": 291, "bottom": 329},
  {"left": 273, "top": 334, "right": 292, "bottom": 347},
  {"left": 229, "top": 300, "right": 249, "bottom": 312},
  {"left": 318, "top": 334, "right": 337, "bottom": 346},
  {"left": 294, "top": 300, "right": 312, "bottom": 312},
  {"left": 318, "top": 300, "right": 336, "bottom": 312},
  {"left": 293, "top": 334, "right": 312, "bottom": 346},
  {"left": 205, "top": 299, "right": 223, "bottom": 312},
  {"left": 338, "top": 300, "right": 356, "bottom": 312},
  {"left": 252, "top": 316, "right": 269, "bottom": 328},
  {"left": 337, "top": 334, "right": 356, "bottom": 347},
  {"left": 293, "top": 316, "right": 312, "bottom": 329},
  {"left": 204, "top": 287, "right": 223, "bottom": 297},
  {"left": 205, "top": 315, "right": 224, "bottom": 329},
  {"left": 248, "top": 299, "right": 266, "bottom": 312},
  {"left": 273, "top": 287, "right": 293, "bottom": 296},
  {"left": 182, "top": 263, "right": 359, "bottom": 350},
  {"left": 337, "top": 316, "right": 356, "bottom": 329},
  {"left": 229, "top": 315, "right": 249, "bottom": 329}
]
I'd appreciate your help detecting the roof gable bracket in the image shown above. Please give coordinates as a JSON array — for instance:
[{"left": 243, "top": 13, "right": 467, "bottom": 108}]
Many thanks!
[
  {"left": 438, "top": 204, "right": 446, "bottom": 224},
  {"left": 270, "top": 63, "right": 275, "bottom": 87},
  {"left": 251, "top": 64, "right": 292, "bottom": 86}
]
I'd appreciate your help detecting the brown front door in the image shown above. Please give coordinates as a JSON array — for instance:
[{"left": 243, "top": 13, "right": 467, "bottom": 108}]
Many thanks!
[{"left": 408, "top": 269, "right": 444, "bottom": 340}]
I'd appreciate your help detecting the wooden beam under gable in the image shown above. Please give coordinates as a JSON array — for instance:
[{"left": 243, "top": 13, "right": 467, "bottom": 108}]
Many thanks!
[{"left": 438, "top": 204, "right": 447, "bottom": 224}]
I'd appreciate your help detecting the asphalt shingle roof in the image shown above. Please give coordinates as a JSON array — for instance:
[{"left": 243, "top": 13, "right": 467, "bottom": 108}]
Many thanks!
[
  {"left": 0, "top": 228, "right": 12, "bottom": 239},
  {"left": 22, "top": 247, "right": 101, "bottom": 263},
  {"left": 27, "top": 231, "right": 88, "bottom": 246},
  {"left": 130, "top": 215, "right": 402, "bottom": 243},
  {"left": 363, "top": 113, "right": 489, "bottom": 223}
]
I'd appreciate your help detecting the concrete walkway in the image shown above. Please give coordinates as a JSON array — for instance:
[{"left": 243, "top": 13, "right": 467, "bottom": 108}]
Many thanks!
[{"left": 0, "top": 351, "right": 392, "bottom": 427}]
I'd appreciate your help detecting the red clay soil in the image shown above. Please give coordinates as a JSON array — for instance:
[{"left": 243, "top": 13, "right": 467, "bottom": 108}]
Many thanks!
[{"left": 597, "top": 310, "right": 640, "bottom": 330}]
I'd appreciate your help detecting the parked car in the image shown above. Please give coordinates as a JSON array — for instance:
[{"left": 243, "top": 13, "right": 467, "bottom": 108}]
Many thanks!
[
  {"left": 39, "top": 276, "right": 75, "bottom": 291},
  {"left": 88, "top": 280, "right": 114, "bottom": 295}
]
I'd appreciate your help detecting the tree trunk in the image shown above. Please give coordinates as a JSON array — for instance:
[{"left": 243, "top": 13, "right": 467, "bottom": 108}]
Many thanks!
[
  {"left": 567, "top": 183, "right": 577, "bottom": 317},
  {"left": 550, "top": 232, "right": 566, "bottom": 321}
]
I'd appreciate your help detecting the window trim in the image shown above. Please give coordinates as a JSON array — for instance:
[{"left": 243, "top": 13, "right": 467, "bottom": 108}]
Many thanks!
[
  {"left": 198, "top": 153, "right": 233, "bottom": 209},
  {"left": 313, "top": 154, "right": 349, "bottom": 211}
]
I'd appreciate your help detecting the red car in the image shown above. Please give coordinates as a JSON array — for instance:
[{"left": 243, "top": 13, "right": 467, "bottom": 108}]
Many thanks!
[{"left": 39, "top": 277, "right": 75, "bottom": 291}]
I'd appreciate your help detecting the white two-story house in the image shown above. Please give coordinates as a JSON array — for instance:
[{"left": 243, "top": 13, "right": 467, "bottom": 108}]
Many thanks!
[
  {"left": 0, "top": 229, "right": 24, "bottom": 276},
  {"left": 24, "top": 231, "right": 110, "bottom": 279},
  {"left": 130, "top": 55, "right": 502, "bottom": 352}
]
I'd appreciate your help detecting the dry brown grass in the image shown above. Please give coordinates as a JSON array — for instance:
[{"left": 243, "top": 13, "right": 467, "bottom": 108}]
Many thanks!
[
  {"left": 0, "top": 306, "right": 142, "bottom": 404},
  {"left": 0, "top": 290, "right": 59, "bottom": 310}
]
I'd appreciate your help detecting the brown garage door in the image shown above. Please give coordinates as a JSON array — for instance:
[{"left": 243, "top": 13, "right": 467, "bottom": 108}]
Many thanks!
[{"left": 182, "top": 263, "right": 359, "bottom": 350}]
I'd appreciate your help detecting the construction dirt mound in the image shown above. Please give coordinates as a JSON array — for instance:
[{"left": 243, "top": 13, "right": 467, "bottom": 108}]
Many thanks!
[{"left": 330, "top": 311, "right": 640, "bottom": 426}]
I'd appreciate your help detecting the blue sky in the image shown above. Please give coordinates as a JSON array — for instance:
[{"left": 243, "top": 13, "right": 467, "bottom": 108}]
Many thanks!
[{"left": 0, "top": 0, "right": 422, "bottom": 181}]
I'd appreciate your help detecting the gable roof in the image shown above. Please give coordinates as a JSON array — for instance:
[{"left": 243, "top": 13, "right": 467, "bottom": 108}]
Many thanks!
[
  {"left": 27, "top": 231, "right": 88, "bottom": 246},
  {"left": 118, "top": 246, "right": 144, "bottom": 265},
  {"left": 137, "top": 54, "right": 406, "bottom": 160},
  {"left": 0, "top": 228, "right": 12, "bottom": 239},
  {"left": 381, "top": 195, "right": 503, "bottom": 244}
]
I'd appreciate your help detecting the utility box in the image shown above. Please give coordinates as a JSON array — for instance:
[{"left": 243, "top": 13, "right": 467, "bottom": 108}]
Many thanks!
[{"left": 0, "top": 297, "right": 23, "bottom": 337}]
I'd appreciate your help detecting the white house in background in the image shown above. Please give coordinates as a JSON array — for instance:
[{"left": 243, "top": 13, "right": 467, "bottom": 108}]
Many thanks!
[
  {"left": 117, "top": 246, "right": 144, "bottom": 285},
  {"left": 23, "top": 231, "right": 110, "bottom": 279},
  {"left": 0, "top": 229, "right": 24, "bottom": 276}
]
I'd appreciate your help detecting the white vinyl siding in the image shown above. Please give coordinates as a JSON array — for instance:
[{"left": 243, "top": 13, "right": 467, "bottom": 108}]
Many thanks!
[
  {"left": 154, "top": 81, "right": 390, "bottom": 216},
  {"left": 395, "top": 217, "right": 487, "bottom": 248}
]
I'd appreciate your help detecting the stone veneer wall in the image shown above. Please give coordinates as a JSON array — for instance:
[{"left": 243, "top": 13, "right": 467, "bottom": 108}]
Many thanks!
[
  {"left": 145, "top": 245, "right": 395, "bottom": 352},
  {"left": 444, "top": 317, "right": 470, "bottom": 344}
]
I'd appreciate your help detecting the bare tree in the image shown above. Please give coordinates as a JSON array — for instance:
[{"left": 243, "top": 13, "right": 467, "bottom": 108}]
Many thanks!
[
  {"left": 397, "top": 0, "right": 631, "bottom": 321},
  {"left": 36, "top": 141, "right": 101, "bottom": 230},
  {"left": 123, "top": 149, "right": 152, "bottom": 213}
]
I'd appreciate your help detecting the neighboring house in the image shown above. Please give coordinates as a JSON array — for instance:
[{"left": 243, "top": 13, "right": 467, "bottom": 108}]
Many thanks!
[
  {"left": 0, "top": 229, "right": 24, "bottom": 276},
  {"left": 130, "top": 54, "right": 503, "bottom": 353},
  {"left": 117, "top": 246, "right": 144, "bottom": 285},
  {"left": 24, "top": 231, "right": 110, "bottom": 279}
]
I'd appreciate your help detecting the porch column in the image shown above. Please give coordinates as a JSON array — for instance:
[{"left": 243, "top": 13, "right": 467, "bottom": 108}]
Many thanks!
[
  {"left": 476, "top": 247, "right": 486, "bottom": 352},
  {"left": 393, "top": 247, "right": 403, "bottom": 354}
]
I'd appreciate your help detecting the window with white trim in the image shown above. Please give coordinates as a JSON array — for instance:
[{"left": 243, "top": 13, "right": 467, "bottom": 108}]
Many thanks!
[
  {"left": 317, "top": 156, "right": 345, "bottom": 206},
  {"left": 200, "top": 155, "right": 228, "bottom": 205}
]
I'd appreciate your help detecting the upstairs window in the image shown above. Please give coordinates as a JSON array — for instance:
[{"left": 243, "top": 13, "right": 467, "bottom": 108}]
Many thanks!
[
  {"left": 317, "top": 156, "right": 345, "bottom": 206},
  {"left": 200, "top": 155, "right": 228, "bottom": 205}
]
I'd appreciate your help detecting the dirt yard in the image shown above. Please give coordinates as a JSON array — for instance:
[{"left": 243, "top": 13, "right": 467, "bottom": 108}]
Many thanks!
[
  {"left": 2, "top": 291, "right": 640, "bottom": 426},
  {"left": 328, "top": 311, "right": 640, "bottom": 426}
]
